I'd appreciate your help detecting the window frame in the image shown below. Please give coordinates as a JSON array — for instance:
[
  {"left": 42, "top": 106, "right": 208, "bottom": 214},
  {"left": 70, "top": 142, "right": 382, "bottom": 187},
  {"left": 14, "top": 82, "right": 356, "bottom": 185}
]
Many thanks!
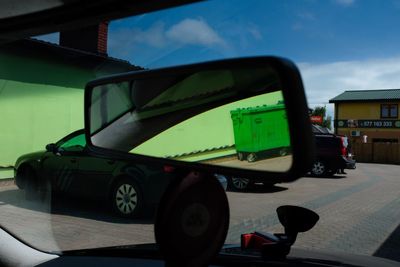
[{"left": 380, "top": 104, "right": 398, "bottom": 119}]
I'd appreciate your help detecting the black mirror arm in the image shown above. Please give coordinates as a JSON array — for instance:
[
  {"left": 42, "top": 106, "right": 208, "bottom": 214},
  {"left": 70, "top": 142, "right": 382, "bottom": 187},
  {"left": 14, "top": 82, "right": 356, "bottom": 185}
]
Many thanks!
[{"left": 284, "top": 229, "right": 298, "bottom": 245}]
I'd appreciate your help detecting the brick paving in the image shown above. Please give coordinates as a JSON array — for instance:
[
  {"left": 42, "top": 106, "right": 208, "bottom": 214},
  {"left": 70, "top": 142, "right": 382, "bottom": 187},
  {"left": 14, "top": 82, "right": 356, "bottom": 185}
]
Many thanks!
[{"left": 0, "top": 163, "right": 399, "bottom": 262}]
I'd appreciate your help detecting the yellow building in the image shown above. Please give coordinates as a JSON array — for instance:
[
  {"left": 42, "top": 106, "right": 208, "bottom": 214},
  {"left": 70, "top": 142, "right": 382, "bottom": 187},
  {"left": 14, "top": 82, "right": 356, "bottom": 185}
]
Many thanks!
[{"left": 329, "top": 89, "right": 400, "bottom": 144}]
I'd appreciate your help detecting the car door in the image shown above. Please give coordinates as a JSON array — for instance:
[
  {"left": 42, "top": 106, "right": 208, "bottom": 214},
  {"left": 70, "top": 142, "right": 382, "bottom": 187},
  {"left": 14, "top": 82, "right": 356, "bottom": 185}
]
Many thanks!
[
  {"left": 75, "top": 152, "right": 117, "bottom": 199},
  {"left": 41, "top": 131, "right": 85, "bottom": 195},
  {"left": 54, "top": 131, "right": 115, "bottom": 199},
  {"left": 41, "top": 147, "right": 81, "bottom": 195}
]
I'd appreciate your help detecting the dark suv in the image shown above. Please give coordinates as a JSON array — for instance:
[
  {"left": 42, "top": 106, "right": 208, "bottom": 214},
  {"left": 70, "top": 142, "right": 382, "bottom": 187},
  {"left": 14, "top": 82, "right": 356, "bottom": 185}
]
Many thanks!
[
  {"left": 310, "top": 125, "right": 356, "bottom": 177},
  {"left": 226, "top": 125, "right": 356, "bottom": 191}
]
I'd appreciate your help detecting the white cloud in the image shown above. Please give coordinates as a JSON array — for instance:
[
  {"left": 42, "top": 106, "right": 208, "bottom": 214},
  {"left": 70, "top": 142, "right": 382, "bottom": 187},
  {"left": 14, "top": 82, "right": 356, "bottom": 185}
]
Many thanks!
[
  {"left": 109, "top": 18, "right": 226, "bottom": 59},
  {"left": 108, "top": 22, "right": 168, "bottom": 58},
  {"left": 298, "top": 57, "right": 400, "bottom": 116},
  {"left": 110, "top": 22, "right": 166, "bottom": 49},
  {"left": 166, "top": 18, "right": 225, "bottom": 47},
  {"left": 334, "top": 0, "right": 355, "bottom": 6},
  {"left": 248, "top": 24, "right": 262, "bottom": 40}
]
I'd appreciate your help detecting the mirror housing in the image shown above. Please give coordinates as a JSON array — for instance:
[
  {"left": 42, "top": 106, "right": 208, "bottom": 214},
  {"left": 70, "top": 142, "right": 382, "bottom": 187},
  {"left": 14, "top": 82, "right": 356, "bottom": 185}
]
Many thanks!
[
  {"left": 45, "top": 143, "right": 57, "bottom": 153},
  {"left": 277, "top": 205, "right": 319, "bottom": 233},
  {"left": 84, "top": 57, "right": 315, "bottom": 183}
]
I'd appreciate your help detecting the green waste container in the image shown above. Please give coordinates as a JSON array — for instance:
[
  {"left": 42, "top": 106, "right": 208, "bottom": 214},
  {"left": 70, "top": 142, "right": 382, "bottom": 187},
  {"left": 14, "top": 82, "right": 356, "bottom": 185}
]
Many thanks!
[{"left": 230, "top": 103, "right": 290, "bottom": 162}]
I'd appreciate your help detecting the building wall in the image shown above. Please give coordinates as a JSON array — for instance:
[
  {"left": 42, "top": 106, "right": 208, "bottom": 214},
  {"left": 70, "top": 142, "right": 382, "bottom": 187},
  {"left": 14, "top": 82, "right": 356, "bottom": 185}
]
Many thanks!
[
  {"left": 0, "top": 50, "right": 132, "bottom": 166},
  {"left": 335, "top": 101, "right": 400, "bottom": 143},
  {"left": 132, "top": 91, "right": 284, "bottom": 161},
  {"left": 338, "top": 102, "right": 399, "bottom": 119}
]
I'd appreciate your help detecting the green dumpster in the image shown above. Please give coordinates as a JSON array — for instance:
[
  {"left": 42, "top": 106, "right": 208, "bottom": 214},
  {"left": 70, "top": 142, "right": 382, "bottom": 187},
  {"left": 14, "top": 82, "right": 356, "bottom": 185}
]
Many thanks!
[{"left": 230, "top": 103, "right": 290, "bottom": 162}]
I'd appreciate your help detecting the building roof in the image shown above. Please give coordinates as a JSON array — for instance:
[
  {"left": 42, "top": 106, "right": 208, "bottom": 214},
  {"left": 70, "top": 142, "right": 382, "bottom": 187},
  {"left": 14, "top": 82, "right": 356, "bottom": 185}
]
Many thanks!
[
  {"left": 0, "top": 38, "right": 144, "bottom": 89},
  {"left": 1, "top": 38, "right": 143, "bottom": 71},
  {"left": 329, "top": 89, "right": 400, "bottom": 103}
]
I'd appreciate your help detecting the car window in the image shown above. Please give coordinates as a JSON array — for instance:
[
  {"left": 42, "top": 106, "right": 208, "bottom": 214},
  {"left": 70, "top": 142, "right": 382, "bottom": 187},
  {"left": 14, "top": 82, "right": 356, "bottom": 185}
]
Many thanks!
[
  {"left": 59, "top": 133, "right": 86, "bottom": 151},
  {"left": 0, "top": 0, "right": 399, "bottom": 264}
]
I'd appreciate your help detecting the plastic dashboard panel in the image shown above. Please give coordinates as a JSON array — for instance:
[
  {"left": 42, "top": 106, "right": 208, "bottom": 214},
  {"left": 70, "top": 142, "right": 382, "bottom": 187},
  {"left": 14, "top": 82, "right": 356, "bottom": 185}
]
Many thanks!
[{"left": 1, "top": 228, "right": 398, "bottom": 267}]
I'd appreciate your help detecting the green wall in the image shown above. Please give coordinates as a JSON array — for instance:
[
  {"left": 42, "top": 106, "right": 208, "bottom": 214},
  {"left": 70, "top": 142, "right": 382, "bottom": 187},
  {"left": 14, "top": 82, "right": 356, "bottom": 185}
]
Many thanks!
[
  {"left": 132, "top": 91, "right": 284, "bottom": 161},
  {"left": 0, "top": 49, "right": 132, "bottom": 167},
  {"left": 0, "top": 79, "right": 84, "bottom": 165}
]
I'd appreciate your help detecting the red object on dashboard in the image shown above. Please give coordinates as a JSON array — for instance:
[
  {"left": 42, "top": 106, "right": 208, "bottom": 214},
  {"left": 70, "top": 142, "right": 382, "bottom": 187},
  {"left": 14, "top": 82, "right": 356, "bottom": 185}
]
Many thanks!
[{"left": 241, "top": 233, "right": 274, "bottom": 250}]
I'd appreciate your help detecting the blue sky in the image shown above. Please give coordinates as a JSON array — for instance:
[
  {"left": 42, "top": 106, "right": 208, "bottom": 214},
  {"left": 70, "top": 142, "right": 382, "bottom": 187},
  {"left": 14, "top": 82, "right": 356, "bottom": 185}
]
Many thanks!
[{"left": 37, "top": 0, "right": 400, "bottom": 116}]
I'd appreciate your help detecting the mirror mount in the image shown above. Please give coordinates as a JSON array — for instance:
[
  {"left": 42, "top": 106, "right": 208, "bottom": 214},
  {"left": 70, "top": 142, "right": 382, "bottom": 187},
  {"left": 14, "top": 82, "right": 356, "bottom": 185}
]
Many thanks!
[
  {"left": 240, "top": 206, "right": 319, "bottom": 260},
  {"left": 276, "top": 205, "right": 319, "bottom": 245}
]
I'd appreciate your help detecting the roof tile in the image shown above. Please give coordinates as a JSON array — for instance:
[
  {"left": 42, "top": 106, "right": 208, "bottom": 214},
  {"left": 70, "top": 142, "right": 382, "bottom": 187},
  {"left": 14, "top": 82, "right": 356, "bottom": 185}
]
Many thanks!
[{"left": 329, "top": 89, "right": 400, "bottom": 102}]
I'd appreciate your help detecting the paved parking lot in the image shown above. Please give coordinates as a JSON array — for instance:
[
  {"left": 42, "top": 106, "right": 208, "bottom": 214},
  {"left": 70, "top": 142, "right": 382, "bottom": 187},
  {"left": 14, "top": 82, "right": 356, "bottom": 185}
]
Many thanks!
[{"left": 0, "top": 163, "right": 399, "bottom": 262}]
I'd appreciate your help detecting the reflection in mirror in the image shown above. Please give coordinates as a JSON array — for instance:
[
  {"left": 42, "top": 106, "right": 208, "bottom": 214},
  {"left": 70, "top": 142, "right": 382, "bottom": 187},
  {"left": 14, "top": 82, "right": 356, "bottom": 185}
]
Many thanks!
[{"left": 89, "top": 67, "right": 292, "bottom": 172}]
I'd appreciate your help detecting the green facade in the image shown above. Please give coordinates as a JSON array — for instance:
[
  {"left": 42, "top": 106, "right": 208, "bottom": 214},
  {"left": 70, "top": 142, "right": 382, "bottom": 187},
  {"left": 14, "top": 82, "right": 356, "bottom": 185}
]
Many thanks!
[
  {"left": 0, "top": 41, "right": 135, "bottom": 168},
  {"left": 131, "top": 91, "right": 284, "bottom": 161}
]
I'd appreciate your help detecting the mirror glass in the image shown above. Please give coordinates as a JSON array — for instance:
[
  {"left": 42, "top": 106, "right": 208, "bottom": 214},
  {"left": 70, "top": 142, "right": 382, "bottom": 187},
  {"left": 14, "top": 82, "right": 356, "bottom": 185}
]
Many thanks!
[{"left": 88, "top": 66, "right": 292, "bottom": 172}]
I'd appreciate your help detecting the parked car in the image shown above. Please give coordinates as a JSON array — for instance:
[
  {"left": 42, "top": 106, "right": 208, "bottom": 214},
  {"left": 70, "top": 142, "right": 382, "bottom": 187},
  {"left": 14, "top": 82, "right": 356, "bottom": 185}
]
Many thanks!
[
  {"left": 14, "top": 129, "right": 227, "bottom": 217},
  {"left": 227, "top": 125, "right": 356, "bottom": 191},
  {"left": 311, "top": 125, "right": 356, "bottom": 177}
]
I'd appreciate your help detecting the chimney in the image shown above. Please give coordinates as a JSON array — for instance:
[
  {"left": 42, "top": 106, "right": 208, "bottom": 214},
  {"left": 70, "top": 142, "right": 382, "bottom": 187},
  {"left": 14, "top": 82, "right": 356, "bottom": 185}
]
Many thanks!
[{"left": 59, "top": 22, "right": 108, "bottom": 55}]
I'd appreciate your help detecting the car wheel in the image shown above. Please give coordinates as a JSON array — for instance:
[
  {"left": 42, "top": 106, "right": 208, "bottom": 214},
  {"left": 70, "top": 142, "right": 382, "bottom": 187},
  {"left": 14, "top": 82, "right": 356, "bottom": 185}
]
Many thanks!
[
  {"left": 311, "top": 161, "right": 327, "bottom": 177},
  {"left": 237, "top": 152, "right": 244, "bottom": 161},
  {"left": 111, "top": 178, "right": 143, "bottom": 218},
  {"left": 23, "top": 169, "right": 39, "bottom": 200},
  {"left": 20, "top": 167, "right": 50, "bottom": 202},
  {"left": 279, "top": 148, "right": 288, "bottom": 156},
  {"left": 247, "top": 153, "right": 257, "bottom": 162},
  {"left": 228, "top": 177, "right": 251, "bottom": 191}
]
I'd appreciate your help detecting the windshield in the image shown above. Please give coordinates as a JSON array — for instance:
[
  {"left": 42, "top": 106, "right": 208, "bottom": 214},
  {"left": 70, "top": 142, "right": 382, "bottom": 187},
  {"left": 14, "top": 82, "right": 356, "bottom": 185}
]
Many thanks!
[{"left": 1, "top": 0, "right": 399, "bottom": 264}]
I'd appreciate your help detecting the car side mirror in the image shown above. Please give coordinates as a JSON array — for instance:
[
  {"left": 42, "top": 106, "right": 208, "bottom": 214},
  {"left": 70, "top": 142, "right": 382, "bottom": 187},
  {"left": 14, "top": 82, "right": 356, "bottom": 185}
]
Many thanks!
[
  {"left": 84, "top": 56, "right": 315, "bottom": 183},
  {"left": 46, "top": 143, "right": 57, "bottom": 153}
]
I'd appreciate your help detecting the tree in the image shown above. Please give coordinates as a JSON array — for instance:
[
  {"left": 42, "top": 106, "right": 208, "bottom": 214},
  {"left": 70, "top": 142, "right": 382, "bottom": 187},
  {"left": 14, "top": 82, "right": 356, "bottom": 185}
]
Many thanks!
[{"left": 311, "top": 106, "right": 332, "bottom": 129}]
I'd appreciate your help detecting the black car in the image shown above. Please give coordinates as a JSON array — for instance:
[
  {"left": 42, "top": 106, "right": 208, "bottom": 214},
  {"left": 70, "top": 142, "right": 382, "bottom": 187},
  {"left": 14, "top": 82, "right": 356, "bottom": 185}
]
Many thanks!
[{"left": 14, "top": 129, "right": 175, "bottom": 218}]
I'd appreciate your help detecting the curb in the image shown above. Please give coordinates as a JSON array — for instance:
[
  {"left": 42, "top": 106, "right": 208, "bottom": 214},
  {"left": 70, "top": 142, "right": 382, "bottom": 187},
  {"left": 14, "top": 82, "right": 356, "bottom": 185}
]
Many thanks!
[{"left": 0, "top": 178, "right": 15, "bottom": 187}]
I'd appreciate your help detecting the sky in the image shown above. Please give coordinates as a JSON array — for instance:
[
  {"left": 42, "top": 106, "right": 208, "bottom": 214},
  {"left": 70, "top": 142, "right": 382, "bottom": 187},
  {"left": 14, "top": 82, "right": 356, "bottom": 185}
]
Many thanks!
[{"left": 36, "top": 0, "right": 400, "bottom": 118}]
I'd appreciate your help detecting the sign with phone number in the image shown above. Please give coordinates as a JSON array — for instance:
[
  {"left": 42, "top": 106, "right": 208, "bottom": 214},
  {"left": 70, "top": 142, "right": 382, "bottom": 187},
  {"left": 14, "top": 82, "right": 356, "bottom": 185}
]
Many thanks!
[{"left": 336, "top": 120, "right": 400, "bottom": 128}]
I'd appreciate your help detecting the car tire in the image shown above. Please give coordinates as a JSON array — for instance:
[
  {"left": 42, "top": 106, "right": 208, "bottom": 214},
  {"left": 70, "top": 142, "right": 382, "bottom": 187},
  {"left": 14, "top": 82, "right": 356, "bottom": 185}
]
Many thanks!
[
  {"left": 111, "top": 178, "right": 143, "bottom": 218},
  {"left": 237, "top": 152, "right": 244, "bottom": 161},
  {"left": 311, "top": 161, "right": 327, "bottom": 177},
  {"left": 247, "top": 153, "right": 257, "bottom": 162},
  {"left": 228, "top": 176, "right": 251, "bottom": 191},
  {"left": 23, "top": 168, "right": 39, "bottom": 200},
  {"left": 279, "top": 148, "right": 288, "bottom": 156}
]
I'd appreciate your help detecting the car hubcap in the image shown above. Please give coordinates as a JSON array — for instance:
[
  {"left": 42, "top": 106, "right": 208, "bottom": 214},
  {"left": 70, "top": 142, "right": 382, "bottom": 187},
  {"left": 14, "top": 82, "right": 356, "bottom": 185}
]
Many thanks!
[
  {"left": 116, "top": 184, "right": 137, "bottom": 214},
  {"left": 312, "top": 162, "right": 325, "bottom": 175},
  {"left": 232, "top": 177, "right": 250, "bottom": 189},
  {"left": 247, "top": 153, "right": 256, "bottom": 162}
]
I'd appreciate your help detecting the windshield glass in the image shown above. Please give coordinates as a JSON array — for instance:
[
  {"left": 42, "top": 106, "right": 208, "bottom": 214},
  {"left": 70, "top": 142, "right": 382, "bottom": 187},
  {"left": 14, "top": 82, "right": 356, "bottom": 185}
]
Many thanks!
[{"left": 1, "top": 0, "right": 399, "bottom": 263}]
